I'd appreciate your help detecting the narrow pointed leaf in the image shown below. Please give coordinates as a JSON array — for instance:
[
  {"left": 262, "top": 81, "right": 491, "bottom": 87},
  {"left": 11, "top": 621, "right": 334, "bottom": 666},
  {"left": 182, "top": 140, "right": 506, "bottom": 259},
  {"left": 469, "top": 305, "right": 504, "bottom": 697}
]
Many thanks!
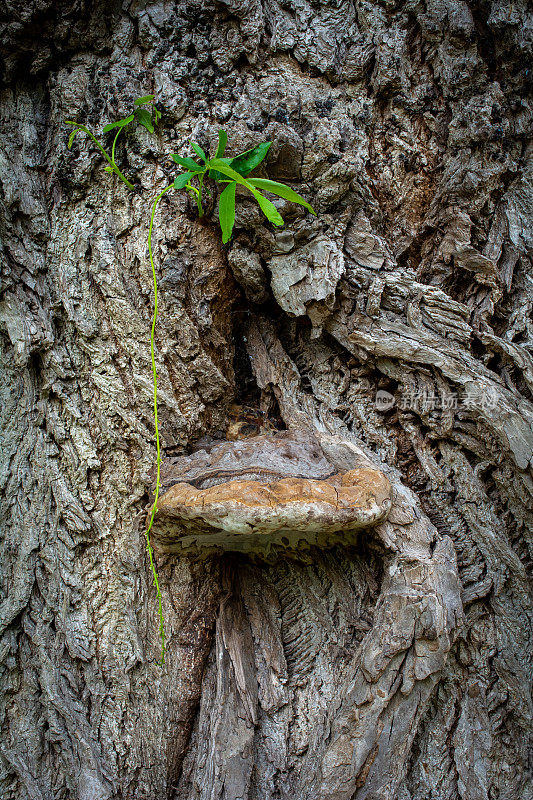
[
  {"left": 219, "top": 181, "right": 236, "bottom": 243},
  {"left": 215, "top": 129, "right": 228, "bottom": 158},
  {"left": 172, "top": 154, "right": 204, "bottom": 173},
  {"left": 247, "top": 178, "right": 316, "bottom": 215},
  {"left": 209, "top": 159, "right": 284, "bottom": 227},
  {"left": 67, "top": 129, "right": 79, "bottom": 149},
  {"left": 174, "top": 171, "right": 194, "bottom": 189},
  {"left": 208, "top": 156, "right": 232, "bottom": 181},
  {"left": 103, "top": 114, "right": 135, "bottom": 133},
  {"left": 252, "top": 190, "right": 285, "bottom": 227},
  {"left": 208, "top": 158, "right": 256, "bottom": 186},
  {"left": 135, "top": 107, "right": 154, "bottom": 133},
  {"left": 134, "top": 95, "right": 155, "bottom": 106},
  {"left": 229, "top": 141, "right": 271, "bottom": 176},
  {"left": 190, "top": 141, "right": 207, "bottom": 162}
]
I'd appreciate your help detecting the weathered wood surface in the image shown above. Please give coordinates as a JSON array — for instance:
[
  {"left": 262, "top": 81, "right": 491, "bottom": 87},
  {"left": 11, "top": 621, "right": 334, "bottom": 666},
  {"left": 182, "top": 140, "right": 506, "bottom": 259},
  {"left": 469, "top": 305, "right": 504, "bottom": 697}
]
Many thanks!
[{"left": 1, "top": 1, "right": 532, "bottom": 799}]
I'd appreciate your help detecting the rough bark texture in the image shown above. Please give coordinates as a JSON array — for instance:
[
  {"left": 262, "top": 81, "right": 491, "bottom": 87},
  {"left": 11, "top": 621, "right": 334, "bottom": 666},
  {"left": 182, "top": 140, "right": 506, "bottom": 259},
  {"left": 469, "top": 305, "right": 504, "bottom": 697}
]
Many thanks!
[{"left": 1, "top": 1, "right": 532, "bottom": 799}]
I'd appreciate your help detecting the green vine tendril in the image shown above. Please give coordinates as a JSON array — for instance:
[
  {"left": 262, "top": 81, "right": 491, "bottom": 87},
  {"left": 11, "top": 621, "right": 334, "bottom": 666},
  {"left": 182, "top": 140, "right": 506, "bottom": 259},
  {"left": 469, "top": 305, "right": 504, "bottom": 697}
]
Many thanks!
[{"left": 146, "top": 184, "right": 173, "bottom": 666}]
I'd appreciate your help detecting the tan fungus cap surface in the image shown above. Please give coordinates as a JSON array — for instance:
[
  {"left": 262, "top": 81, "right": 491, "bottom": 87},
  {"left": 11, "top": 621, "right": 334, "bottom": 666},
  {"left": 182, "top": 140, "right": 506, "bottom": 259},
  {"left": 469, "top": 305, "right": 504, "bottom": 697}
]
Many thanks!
[{"left": 149, "top": 432, "right": 392, "bottom": 558}]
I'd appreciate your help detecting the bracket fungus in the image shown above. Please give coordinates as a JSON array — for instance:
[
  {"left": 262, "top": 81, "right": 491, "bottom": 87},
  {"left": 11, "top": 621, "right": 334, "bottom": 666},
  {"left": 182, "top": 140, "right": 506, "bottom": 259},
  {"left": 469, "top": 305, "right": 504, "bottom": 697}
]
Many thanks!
[{"left": 149, "top": 430, "right": 392, "bottom": 559}]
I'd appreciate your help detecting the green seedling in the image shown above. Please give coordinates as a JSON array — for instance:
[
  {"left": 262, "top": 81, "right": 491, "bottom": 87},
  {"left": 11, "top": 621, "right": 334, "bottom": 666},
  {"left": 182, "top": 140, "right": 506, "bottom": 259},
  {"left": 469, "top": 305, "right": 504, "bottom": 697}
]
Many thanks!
[
  {"left": 66, "top": 115, "right": 316, "bottom": 666},
  {"left": 169, "top": 130, "right": 316, "bottom": 242},
  {"left": 65, "top": 95, "right": 161, "bottom": 190}
]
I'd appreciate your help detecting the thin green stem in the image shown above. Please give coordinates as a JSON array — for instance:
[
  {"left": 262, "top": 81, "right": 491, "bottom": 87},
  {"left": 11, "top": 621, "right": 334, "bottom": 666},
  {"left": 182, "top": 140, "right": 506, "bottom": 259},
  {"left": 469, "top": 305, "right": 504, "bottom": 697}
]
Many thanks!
[
  {"left": 197, "top": 173, "right": 205, "bottom": 217},
  {"left": 195, "top": 193, "right": 204, "bottom": 217},
  {"left": 186, "top": 182, "right": 200, "bottom": 198},
  {"left": 185, "top": 180, "right": 204, "bottom": 216},
  {"left": 68, "top": 123, "right": 134, "bottom": 190},
  {"left": 146, "top": 183, "right": 173, "bottom": 666},
  {"left": 185, "top": 175, "right": 204, "bottom": 217},
  {"left": 111, "top": 128, "right": 121, "bottom": 168}
]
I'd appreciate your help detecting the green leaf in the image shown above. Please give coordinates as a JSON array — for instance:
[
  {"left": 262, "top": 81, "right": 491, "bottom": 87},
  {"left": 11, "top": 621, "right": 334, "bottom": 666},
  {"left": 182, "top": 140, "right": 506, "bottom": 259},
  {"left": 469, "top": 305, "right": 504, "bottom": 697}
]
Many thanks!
[
  {"left": 174, "top": 171, "right": 194, "bottom": 189},
  {"left": 172, "top": 154, "right": 204, "bottom": 173},
  {"left": 208, "top": 157, "right": 232, "bottom": 182},
  {"left": 190, "top": 141, "right": 207, "bottom": 162},
  {"left": 67, "top": 129, "right": 79, "bottom": 149},
  {"left": 208, "top": 159, "right": 284, "bottom": 227},
  {"left": 103, "top": 114, "right": 135, "bottom": 133},
  {"left": 218, "top": 181, "right": 236, "bottom": 244},
  {"left": 229, "top": 141, "right": 271, "bottom": 176},
  {"left": 215, "top": 129, "right": 227, "bottom": 158},
  {"left": 247, "top": 178, "right": 316, "bottom": 215},
  {"left": 153, "top": 107, "right": 161, "bottom": 124},
  {"left": 251, "top": 190, "right": 285, "bottom": 227},
  {"left": 104, "top": 165, "right": 114, "bottom": 173},
  {"left": 135, "top": 107, "right": 154, "bottom": 133},
  {"left": 134, "top": 95, "right": 155, "bottom": 106},
  {"left": 208, "top": 159, "right": 253, "bottom": 184}
]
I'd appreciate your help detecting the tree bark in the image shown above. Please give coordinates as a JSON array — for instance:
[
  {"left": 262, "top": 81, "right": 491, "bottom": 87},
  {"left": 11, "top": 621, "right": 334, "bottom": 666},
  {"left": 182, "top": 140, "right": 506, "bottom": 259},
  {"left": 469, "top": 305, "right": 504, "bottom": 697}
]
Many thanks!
[{"left": 1, "top": 1, "right": 532, "bottom": 799}]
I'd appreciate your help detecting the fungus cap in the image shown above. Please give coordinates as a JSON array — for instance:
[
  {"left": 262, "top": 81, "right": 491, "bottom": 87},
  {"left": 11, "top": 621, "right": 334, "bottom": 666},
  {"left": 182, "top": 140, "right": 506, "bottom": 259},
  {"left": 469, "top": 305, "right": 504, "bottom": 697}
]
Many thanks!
[{"left": 149, "top": 431, "right": 392, "bottom": 559}]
